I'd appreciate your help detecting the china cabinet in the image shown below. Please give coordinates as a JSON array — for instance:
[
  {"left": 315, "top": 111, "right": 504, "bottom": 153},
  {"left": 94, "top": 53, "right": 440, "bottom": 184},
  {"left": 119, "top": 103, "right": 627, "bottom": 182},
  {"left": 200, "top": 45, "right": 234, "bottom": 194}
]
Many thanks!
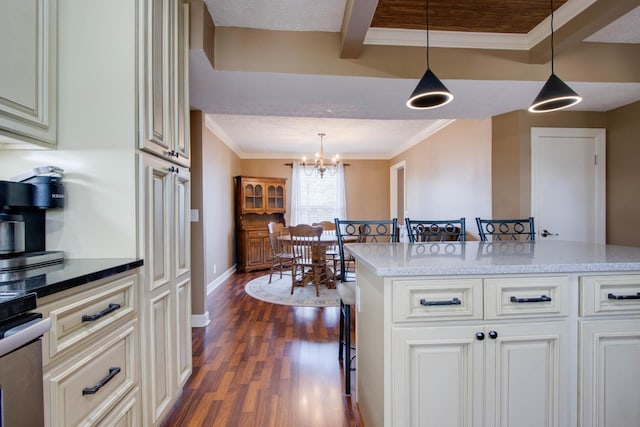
[{"left": 235, "top": 176, "right": 287, "bottom": 272}]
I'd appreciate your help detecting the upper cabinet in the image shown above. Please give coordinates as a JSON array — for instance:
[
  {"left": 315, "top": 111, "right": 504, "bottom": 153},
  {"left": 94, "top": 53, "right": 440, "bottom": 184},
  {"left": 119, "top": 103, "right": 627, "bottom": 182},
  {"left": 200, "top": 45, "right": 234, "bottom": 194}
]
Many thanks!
[
  {"left": 0, "top": 0, "right": 57, "bottom": 148},
  {"left": 139, "top": 0, "right": 190, "bottom": 167},
  {"left": 237, "top": 176, "right": 287, "bottom": 215}
]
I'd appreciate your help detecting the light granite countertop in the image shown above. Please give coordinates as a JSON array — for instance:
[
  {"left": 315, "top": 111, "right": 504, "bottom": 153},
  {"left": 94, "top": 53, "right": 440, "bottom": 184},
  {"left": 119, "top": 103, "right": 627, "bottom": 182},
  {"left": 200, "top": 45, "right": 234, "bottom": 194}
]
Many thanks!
[{"left": 345, "top": 241, "right": 640, "bottom": 276}]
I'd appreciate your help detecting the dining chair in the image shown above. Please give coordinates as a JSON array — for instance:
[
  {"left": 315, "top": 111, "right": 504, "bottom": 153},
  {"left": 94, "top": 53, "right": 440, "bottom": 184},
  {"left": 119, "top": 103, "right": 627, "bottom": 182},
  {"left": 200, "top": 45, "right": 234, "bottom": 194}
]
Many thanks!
[
  {"left": 475, "top": 217, "right": 536, "bottom": 241},
  {"left": 287, "top": 224, "right": 325, "bottom": 297},
  {"left": 405, "top": 218, "right": 466, "bottom": 242},
  {"left": 334, "top": 218, "right": 399, "bottom": 395},
  {"left": 312, "top": 220, "right": 340, "bottom": 277},
  {"left": 267, "top": 222, "right": 295, "bottom": 284}
]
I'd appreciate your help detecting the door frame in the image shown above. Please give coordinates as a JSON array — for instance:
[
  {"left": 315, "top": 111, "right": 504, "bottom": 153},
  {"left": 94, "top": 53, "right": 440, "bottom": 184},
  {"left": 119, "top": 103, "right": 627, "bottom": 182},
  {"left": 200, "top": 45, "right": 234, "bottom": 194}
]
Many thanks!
[
  {"left": 390, "top": 160, "right": 406, "bottom": 221},
  {"left": 530, "top": 127, "right": 606, "bottom": 243}
]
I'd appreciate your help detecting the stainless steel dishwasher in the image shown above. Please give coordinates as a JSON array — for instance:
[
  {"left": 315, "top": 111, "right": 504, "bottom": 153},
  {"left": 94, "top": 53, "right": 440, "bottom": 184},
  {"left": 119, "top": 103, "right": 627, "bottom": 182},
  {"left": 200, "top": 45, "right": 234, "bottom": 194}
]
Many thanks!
[{"left": 0, "top": 292, "right": 51, "bottom": 427}]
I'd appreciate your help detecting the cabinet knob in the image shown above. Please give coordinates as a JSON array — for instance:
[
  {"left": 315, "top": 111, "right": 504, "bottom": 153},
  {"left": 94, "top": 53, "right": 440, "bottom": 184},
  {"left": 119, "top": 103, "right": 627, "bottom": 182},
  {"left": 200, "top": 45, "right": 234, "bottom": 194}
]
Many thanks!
[
  {"left": 475, "top": 332, "right": 485, "bottom": 341},
  {"left": 489, "top": 330, "right": 498, "bottom": 339}
]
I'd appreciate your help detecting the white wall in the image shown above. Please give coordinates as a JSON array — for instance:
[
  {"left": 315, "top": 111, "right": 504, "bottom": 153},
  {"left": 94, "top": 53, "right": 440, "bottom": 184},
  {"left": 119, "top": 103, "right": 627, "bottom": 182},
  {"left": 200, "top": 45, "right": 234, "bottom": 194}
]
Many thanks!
[
  {"left": 391, "top": 119, "right": 493, "bottom": 240},
  {"left": 0, "top": 0, "right": 137, "bottom": 258}
]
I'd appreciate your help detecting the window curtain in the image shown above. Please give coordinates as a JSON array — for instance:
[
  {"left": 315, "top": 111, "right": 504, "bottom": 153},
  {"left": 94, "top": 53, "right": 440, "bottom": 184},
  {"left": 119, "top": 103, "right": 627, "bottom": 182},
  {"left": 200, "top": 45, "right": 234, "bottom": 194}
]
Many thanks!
[
  {"left": 290, "top": 161, "right": 303, "bottom": 225},
  {"left": 289, "top": 161, "right": 346, "bottom": 225},
  {"left": 335, "top": 162, "right": 347, "bottom": 220}
]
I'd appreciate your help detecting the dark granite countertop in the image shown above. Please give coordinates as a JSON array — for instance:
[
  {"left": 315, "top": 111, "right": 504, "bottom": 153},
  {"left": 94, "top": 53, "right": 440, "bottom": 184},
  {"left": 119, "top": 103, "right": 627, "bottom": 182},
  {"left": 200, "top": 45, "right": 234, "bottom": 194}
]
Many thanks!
[{"left": 0, "top": 258, "right": 143, "bottom": 298}]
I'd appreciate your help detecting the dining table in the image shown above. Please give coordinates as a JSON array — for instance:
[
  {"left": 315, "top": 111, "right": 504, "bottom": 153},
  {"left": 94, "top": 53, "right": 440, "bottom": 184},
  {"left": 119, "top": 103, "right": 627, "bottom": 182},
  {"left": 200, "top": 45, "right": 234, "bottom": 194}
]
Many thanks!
[{"left": 278, "top": 233, "right": 356, "bottom": 289}]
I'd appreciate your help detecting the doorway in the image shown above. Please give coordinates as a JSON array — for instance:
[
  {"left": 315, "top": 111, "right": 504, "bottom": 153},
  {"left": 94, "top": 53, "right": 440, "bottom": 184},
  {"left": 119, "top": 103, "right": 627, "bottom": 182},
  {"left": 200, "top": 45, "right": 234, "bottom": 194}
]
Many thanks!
[
  {"left": 390, "top": 161, "right": 406, "bottom": 240},
  {"left": 531, "top": 127, "right": 606, "bottom": 243}
]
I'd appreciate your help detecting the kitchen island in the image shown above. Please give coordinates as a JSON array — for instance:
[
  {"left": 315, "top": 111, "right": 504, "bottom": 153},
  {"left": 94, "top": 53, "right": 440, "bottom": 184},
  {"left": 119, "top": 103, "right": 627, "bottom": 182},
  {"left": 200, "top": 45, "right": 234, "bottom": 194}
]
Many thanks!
[{"left": 346, "top": 241, "right": 640, "bottom": 427}]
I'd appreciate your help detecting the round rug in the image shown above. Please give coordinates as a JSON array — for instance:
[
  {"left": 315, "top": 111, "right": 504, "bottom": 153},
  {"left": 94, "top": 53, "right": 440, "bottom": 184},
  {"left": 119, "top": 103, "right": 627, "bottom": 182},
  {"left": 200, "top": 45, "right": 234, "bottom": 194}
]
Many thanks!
[{"left": 244, "top": 274, "right": 340, "bottom": 307}]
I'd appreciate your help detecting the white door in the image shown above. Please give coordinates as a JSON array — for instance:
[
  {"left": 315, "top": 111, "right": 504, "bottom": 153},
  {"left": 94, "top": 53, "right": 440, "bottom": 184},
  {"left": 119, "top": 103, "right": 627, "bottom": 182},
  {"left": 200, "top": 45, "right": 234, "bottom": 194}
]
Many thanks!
[{"left": 531, "top": 128, "right": 606, "bottom": 243}]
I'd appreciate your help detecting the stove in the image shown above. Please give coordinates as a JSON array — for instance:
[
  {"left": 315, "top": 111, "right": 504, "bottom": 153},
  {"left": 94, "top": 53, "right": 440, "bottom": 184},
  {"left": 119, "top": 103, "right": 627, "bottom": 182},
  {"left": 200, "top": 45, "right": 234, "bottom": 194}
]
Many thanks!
[{"left": 0, "top": 291, "right": 36, "bottom": 324}]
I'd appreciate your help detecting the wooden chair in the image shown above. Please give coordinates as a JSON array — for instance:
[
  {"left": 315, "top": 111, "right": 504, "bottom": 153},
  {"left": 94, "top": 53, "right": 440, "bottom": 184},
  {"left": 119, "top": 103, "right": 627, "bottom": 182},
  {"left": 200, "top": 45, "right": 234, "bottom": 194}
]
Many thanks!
[
  {"left": 267, "top": 221, "right": 295, "bottom": 283},
  {"left": 405, "top": 218, "right": 466, "bottom": 242},
  {"left": 288, "top": 224, "right": 325, "bottom": 297},
  {"left": 475, "top": 217, "right": 536, "bottom": 241},
  {"left": 312, "top": 220, "right": 340, "bottom": 276},
  {"left": 333, "top": 218, "right": 399, "bottom": 395}
]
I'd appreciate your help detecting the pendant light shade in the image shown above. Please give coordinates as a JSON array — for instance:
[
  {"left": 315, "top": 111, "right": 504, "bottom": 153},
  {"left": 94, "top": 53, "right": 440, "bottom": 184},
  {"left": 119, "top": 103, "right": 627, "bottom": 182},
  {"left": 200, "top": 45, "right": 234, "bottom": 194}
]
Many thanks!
[
  {"left": 528, "top": 73, "right": 582, "bottom": 113},
  {"left": 528, "top": 0, "right": 582, "bottom": 113},
  {"left": 406, "top": 0, "right": 453, "bottom": 110},
  {"left": 407, "top": 68, "right": 454, "bottom": 109}
]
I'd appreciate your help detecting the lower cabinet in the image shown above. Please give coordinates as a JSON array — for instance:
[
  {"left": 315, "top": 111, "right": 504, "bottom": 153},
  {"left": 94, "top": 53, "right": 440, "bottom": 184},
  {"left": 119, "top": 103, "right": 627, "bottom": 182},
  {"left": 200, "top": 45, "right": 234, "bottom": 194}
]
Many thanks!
[
  {"left": 392, "top": 321, "right": 568, "bottom": 427},
  {"left": 38, "top": 272, "right": 141, "bottom": 426}
]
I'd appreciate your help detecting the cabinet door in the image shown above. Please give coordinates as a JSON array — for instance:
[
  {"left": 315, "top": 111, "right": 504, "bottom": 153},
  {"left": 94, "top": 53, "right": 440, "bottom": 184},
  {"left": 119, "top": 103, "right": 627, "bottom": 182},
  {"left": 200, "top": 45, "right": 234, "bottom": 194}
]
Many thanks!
[
  {"left": 140, "top": 0, "right": 171, "bottom": 156},
  {"left": 391, "top": 325, "right": 483, "bottom": 427},
  {"left": 484, "top": 322, "right": 568, "bottom": 427},
  {"left": 242, "top": 182, "right": 265, "bottom": 213},
  {"left": 246, "top": 232, "right": 266, "bottom": 268},
  {"left": 172, "top": 1, "right": 190, "bottom": 166},
  {"left": 175, "top": 278, "right": 192, "bottom": 388},
  {"left": 266, "top": 182, "right": 286, "bottom": 212},
  {"left": 141, "top": 154, "right": 172, "bottom": 292},
  {"left": 0, "top": 0, "right": 57, "bottom": 147},
  {"left": 173, "top": 167, "right": 190, "bottom": 281},
  {"left": 147, "top": 290, "right": 173, "bottom": 425},
  {"left": 580, "top": 319, "right": 640, "bottom": 427}
]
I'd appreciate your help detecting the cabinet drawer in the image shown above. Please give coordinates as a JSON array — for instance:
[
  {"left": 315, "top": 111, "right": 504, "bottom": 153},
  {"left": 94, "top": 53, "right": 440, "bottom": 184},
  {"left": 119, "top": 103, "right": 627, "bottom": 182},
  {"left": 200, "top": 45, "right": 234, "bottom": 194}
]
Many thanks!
[
  {"left": 247, "top": 230, "right": 269, "bottom": 239},
  {"left": 392, "top": 278, "right": 483, "bottom": 322},
  {"left": 43, "top": 274, "right": 137, "bottom": 364},
  {"left": 580, "top": 274, "right": 640, "bottom": 316},
  {"left": 44, "top": 322, "right": 137, "bottom": 427},
  {"left": 485, "top": 276, "right": 569, "bottom": 319}
]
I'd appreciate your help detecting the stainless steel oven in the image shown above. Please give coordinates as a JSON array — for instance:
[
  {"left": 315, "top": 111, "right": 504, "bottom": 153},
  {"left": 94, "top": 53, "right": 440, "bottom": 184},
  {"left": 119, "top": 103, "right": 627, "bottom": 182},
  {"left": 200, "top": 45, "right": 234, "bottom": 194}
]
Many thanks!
[{"left": 0, "top": 292, "right": 51, "bottom": 427}]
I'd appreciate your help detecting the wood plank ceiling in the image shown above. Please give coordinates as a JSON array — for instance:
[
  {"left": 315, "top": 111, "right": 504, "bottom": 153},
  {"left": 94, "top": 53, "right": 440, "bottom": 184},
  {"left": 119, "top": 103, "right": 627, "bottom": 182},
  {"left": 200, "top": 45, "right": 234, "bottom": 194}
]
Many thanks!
[{"left": 371, "top": 0, "right": 569, "bottom": 33}]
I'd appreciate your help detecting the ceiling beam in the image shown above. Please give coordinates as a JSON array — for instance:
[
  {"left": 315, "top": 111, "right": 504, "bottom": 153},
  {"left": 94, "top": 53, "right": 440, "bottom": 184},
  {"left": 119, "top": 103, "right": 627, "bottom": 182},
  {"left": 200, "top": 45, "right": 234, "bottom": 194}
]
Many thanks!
[
  {"left": 340, "top": 0, "right": 379, "bottom": 58},
  {"left": 529, "top": 0, "right": 640, "bottom": 64}
]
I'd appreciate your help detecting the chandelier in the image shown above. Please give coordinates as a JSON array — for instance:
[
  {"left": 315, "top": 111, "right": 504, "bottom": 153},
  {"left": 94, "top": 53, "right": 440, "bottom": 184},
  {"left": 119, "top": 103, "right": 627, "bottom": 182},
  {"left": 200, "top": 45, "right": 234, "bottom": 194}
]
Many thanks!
[{"left": 301, "top": 133, "right": 340, "bottom": 178}]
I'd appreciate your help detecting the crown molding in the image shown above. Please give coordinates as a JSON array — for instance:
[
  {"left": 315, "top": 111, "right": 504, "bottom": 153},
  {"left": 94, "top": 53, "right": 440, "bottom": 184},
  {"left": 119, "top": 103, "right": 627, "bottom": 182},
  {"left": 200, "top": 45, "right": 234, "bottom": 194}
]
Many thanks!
[{"left": 388, "top": 119, "right": 456, "bottom": 158}]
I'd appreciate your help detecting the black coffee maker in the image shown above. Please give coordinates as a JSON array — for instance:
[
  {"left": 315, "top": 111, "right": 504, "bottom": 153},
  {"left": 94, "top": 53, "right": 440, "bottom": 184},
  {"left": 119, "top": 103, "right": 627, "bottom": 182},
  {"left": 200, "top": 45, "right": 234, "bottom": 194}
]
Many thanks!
[{"left": 0, "top": 166, "right": 64, "bottom": 256}]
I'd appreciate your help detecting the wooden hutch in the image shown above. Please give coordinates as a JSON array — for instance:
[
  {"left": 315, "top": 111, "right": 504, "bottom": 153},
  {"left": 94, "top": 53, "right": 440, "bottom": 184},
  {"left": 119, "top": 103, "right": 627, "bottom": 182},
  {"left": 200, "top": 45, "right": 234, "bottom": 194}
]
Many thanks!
[{"left": 235, "top": 176, "right": 287, "bottom": 272}]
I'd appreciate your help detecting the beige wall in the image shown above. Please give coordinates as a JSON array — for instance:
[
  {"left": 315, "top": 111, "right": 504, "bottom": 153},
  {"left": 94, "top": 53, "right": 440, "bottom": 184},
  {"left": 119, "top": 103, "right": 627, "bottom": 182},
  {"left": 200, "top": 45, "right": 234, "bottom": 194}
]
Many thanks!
[
  {"left": 491, "top": 110, "right": 607, "bottom": 218},
  {"left": 606, "top": 101, "right": 640, "bottom": 246},
  {"left": 240, "top": 158, "right": 390, "bottom": 221},
  {"left": 391, "top": 119, "right": 493, "bottom": 239},
  {"left": 190, "top": 111, "right": 241, "bottom": 318}
]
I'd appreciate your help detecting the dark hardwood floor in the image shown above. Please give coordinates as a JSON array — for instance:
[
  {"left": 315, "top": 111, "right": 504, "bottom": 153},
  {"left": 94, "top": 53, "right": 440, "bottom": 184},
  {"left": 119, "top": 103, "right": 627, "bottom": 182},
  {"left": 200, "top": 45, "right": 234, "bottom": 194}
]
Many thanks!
[{"left": 161, "top": 271, "right": 363, "bottom": 427}]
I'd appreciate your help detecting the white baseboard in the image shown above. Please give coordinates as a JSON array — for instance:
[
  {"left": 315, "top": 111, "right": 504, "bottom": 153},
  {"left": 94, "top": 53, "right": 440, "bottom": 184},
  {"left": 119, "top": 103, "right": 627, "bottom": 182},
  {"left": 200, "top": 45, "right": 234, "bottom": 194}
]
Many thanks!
[
  {"left": 191, "top": 312, "right": 210, "bottom": 328},
  {"left": 206, "top": 264, "right": 236, "bottom": 295}
]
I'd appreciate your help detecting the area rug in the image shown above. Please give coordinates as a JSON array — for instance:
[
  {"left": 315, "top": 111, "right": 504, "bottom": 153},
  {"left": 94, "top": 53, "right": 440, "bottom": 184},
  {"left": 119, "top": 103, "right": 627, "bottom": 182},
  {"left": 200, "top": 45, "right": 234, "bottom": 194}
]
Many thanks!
[{"left": 244, "top": 274, "right": 340, "bottom": 307}]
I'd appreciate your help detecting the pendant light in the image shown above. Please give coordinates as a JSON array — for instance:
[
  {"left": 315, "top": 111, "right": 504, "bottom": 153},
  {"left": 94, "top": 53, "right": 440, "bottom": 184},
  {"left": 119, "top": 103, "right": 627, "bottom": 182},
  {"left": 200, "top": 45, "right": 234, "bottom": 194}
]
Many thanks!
[
  {"left": 529, "top": 0, "right": 582, "bottom": 113},
  {"left": 406, "top": 0, "right": 453, "bottom": 109}
]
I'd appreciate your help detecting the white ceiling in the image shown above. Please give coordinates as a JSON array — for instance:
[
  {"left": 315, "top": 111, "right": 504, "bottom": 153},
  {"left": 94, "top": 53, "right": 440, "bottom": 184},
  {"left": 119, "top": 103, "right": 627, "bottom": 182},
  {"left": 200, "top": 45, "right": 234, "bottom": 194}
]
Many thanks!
[{"left": 193, "top": 1, "right": 640, "bottom": 159}]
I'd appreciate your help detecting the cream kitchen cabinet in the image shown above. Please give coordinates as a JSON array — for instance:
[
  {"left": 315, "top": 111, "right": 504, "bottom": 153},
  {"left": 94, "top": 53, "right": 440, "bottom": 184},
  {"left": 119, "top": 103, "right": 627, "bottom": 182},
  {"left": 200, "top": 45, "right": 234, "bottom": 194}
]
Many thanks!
[
  {"left": 139, "top": 0, "right": 190, "bottom": 167},
  {"left": 389, "top": 276, "right": 569, "bottom": 427},
  {"left": 139, "top": 152, "right": 192, "bottom": 426},
  {"left": 37, "top": 271, "right": 141, "bottom": 427},
  {"left": 579, "top": 274, "right": 640, "bottom": 427},
  {"left": 0, "top": 0, "right": 57, "bottom": 148}
]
